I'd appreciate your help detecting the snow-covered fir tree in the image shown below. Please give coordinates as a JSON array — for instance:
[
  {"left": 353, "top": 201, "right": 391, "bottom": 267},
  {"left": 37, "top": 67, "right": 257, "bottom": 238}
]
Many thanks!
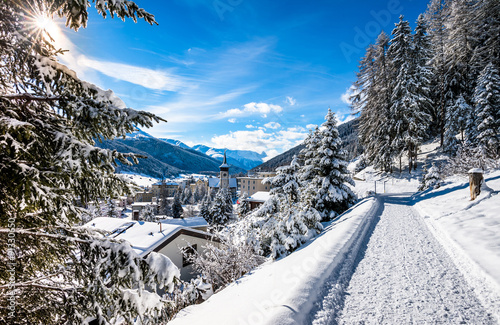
[
  {"left": 182, "top": 187, "right": 193, "bottom": 205},
  {"left": 300, "top": 109, "right": 357, "bottom": 221},
  {"left": 444, "top": 95, "right": 470, "bottom": 153},
  {"left": 208, "top": 188, "right": 233, "bottom": 226},
  {"left": 473, "top": 63, "right": 500, "bottom": 156},
  {"left": 0, "top": 1, "right": 183, "bottom": 323},
  {"left": 388, "top": 15, "right": 431, "bottom": 172},
  {"left": 237, "top": 191, "right": 251, "bottom": 218},
  {"left": 418, "top": 163, "right": 442, "bottom": 191},
  {"left": 106, "top": 198, "right": 118, "bottom": 218},
  {"left": 254, "top": 156, "right": 322, "bottom": 258},
  {"left": 172, "top": 191, "right": 184, "bottom": 218},
  {"left": 139, "top": 204, "right": 158, "bottom": 222},
  {"left": 198, "top": 194, "right": 211, "bottom": 222},
  {"left": 159, "top": 178, "right": 172, "bottom": 216}
]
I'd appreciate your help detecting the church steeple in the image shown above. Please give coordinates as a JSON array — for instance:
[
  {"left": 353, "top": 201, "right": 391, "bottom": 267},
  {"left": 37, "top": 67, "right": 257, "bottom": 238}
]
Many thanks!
[{"left": 220, "top": 150, "right": 229, "bottom": 189}]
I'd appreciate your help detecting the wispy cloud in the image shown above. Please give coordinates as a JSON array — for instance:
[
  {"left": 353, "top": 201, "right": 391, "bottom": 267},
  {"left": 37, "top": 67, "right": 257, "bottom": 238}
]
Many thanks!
[
  {"left": 286, "top": 96, "right": 297, "bottom": 106},
  {"left": 340, "top": 85, "right": 357, "bottom": 105},
  {"left": 78, "top": 56, "right": 188, "bottom": 92}
]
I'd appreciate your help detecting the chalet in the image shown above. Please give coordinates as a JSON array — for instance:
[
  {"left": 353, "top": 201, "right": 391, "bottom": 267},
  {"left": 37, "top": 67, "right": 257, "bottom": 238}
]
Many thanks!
[
  {"left": 131, "top": 202, "right": 158, "bottom": 220},
  {"left": 85, "top": 217, "right": 218, "bottom": 281}
]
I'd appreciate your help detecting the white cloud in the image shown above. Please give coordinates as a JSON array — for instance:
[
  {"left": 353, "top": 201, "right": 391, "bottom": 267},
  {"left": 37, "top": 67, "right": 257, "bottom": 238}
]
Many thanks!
[
  {"left": 264, "top": 122, "right": 281, "bottom": 129},
  {"left": 78, "top": 56, "right": 187, "bottom": 92},
  {"left": 219, "top": 102, "right": 283, "bottom": 119},
  {"left": 228, "top": 118, "right": 237, "bottom": 123},
  {"left": 340, "top": 85, "right": 358, "bottom": 105},
  {"left": 245, "top": 124, "right": 256, "bottom": 129},
  {"left": 210, "top": 126, "right": 308, "bottom": 158},
  {"left": 286, "top": 96, "right": 297, "bottom": 106},
  {"left": 306, "top": 124, "right": 318, "bottom": 130}
]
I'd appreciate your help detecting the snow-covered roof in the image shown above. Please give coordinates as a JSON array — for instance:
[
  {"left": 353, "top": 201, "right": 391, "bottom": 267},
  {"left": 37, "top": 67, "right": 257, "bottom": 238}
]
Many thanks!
[
  {"left": 208, "top": 178, "right": 237, "bottom": 188},
  {"left": 468, "top": 168, "right": 484, "bottom": 174},
  {"left": 159, "top": 217, "right": 208, "bottom": 228},
  {"left": 246, "top": 191, "right": 270, "bottom": 202},
  {"left": 82, "top": 217, "right": 217, "bottom": 257}
]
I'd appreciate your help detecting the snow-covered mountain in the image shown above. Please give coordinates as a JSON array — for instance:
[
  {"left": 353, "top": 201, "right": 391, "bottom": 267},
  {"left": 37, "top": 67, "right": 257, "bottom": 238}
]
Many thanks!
[{"left": 163, "top": 140, "right": 267, "bottom": 171}]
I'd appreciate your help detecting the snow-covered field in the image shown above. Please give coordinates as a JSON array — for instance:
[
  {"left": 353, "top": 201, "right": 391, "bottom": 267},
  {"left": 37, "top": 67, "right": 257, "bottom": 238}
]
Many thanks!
[
  {"left": 120, "top": 173, "right": 159, "bottom": 188},
  {"left": 170, "top": 163, "right": 500, "bottom": 324}
]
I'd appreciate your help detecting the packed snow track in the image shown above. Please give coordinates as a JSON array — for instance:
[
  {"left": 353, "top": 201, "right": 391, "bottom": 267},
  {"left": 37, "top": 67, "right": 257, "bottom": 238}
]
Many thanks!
[{"left": 313, "top": 193, "right": 497, "bottom": 324}]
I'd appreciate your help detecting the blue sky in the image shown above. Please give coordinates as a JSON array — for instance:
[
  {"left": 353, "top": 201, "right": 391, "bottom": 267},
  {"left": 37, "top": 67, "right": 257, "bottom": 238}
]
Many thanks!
[{"left": 51, "top": 0, "right": 428, "bottom": 158}]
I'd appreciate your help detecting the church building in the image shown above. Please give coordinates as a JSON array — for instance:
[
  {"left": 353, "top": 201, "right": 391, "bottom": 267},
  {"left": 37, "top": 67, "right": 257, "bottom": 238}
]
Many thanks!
[{"left": 208, "top": 151, "right": 237, "bottom": 198}]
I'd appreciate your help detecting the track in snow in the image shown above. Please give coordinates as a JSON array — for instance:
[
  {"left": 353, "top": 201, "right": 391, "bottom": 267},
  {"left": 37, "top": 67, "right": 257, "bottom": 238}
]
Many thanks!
[{"left": 312, "top": 193, "right": 497, "bottom": 325}]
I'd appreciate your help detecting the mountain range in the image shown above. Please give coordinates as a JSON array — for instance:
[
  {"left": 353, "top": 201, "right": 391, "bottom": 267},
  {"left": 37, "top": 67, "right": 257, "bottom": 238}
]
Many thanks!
[{"left": 94, "top": 129, "right": 263, "bottom": 178}]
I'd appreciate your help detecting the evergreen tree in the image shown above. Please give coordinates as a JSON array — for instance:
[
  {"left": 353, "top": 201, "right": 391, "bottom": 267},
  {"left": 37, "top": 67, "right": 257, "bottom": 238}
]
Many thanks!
[
  {"left": 198, "top": 194, "right": 211, "bottom": 222},
  {"left": 418, "top": 163, "right": 442, "bottom": 191},
  {"left": 0, "top": 1, "right": 181, "bottom": 324},
  {"left": 444, "top": 95, "right": 470, "bottom": 153},
  {"left": 237, "top": 192, "right": 251, "bottom": 218},
  {"left": 474, "top": 63, "right": 500, "bottom": 156},
  {"left": 172, "top": 191, "right": 184, "bottom": 218},
  {"left": 255, "top": 157, "right": 322, "bottom": 258},
  {"left": 182, "top": 187, "right": 193, "bottom": 205},
  {"left": 388, "top": 16, "right": 431, "bottom": 172},
  {"left": 139, "top": 204, "right": 157, "bottom": 222},
  {"left": 159, "top": 179, "right": 172, "bottom": 216},
  {"left": 300, "top": 109, "right": 357, "bottom": 221},
  {"left": 208, "top": 189, "right": 233, "bottom": 226},
  {"left": 106, "top": 198, "right": 118, "bottom": 218}
]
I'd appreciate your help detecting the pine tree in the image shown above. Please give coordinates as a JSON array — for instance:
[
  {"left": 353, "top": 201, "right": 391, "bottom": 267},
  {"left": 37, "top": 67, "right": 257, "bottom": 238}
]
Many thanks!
[
  {"left": 0, "top": 1, "right": 183, "bottom": 324},
  {"left": 255, "top": 157, "right": 322, "bottom": 259},
  {"left": 208, "top": 189, "right": 233, "bottom": 226},
  {"left": 444, "top": 95, "right": 471, "bottom": 153},
  {"left": 159, "top": 179, "right": 172, "bottom": 216},
  {"left": 139, "top": 204, "right": 157, "bottom": 222},
  {"left": 182, "top": 187, "right": 193, "bottom": 205},
  {"left": 172, "top": 191, "right": 184, "bottom": 218},
  {"left": 106, "top": 198, "right": 118, "bottom": 218},
  {"left": 418, "top": 163, "right": 442, "bottom": 191},
  {"left": 388, "top": 16, "right": 431, "bottom": 172},
  {"left": 474, "top": 63, "right": 500, "bottom": 156},
  {"left": 198, "top": 194, "right": 211, "bottom": 222},
  {"left": 237, "top": 192, "right": 251, "bottom": 218},
  {"left": 300, "top": 109, "right": 357, "bottom": 221}
]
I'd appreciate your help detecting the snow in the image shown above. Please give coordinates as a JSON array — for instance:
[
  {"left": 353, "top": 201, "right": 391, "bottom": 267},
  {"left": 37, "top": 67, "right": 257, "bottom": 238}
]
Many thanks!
[
  {"left": 330, "top": 194, "right": 495, "bottom": 324},
  {"left": 159, "top": 216, "right": 208, "bottom": 229},
  {"left": 169, "top": 197, "right": 380, "bottom": 325},
  {"left": 468, "top": 168, "right": 484, "bottom": 173},
  {"left": 120, "top": 173, "right": 159, "bottom": 188},
  {"left": 246, "top": 191, "right": 270, "bottom": 202},
  {"left": 84, "top": 217, "right": 181, "bottom": 256},
  {"left": 413, "top": 169, "right": 500, "bottom": 320}
]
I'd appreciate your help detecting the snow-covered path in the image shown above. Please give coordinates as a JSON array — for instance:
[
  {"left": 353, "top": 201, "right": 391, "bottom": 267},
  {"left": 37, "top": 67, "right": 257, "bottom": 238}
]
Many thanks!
[{"left": 314, "top": 193, "right": 496, "bottom": 325}]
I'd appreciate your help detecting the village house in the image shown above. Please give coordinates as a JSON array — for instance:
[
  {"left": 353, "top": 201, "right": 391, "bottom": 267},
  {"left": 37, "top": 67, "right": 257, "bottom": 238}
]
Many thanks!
[
  {"left": 244, "top": 191, "right": 271, "bottom": 211},
  {"left": 208, "top": 152, "right": 237, "bottom": 198},
  {"left": 151, "top": 181, "right": 179, "bottom": 198},
  {"left": 237, "top": 171, "right": 276, "bottom": 197},
  {"left": 85, "top": 217, "right": 218, "bottom": 281}
]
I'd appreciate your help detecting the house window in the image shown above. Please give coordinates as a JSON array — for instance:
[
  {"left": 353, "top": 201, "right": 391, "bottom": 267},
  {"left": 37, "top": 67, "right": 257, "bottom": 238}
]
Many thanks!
[
  {"left": 253, "top": 186, "right": 255, "bottom": 190},
  {"left": 182, "top": 244, "right": 197, "bottom": 267},
  {"left": 253, "top": 180, "right": 255, "bottom": 184}
]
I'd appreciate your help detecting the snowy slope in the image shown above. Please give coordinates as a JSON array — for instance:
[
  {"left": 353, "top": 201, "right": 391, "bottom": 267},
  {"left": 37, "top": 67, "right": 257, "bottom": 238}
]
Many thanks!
[
  {"left": 190, "top": 144, "right": 267, "bottom": 171},
  {"left": 170, "top": 197, "right": 380, "bottom": 325},
  {"left": 414, "top": 170, "right": 500, "bottom": 320}
]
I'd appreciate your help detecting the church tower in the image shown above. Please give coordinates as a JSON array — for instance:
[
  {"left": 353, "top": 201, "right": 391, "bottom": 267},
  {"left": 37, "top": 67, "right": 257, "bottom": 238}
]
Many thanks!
[{"left": 219, "top": 150, "right": 229, "bottom": 189}]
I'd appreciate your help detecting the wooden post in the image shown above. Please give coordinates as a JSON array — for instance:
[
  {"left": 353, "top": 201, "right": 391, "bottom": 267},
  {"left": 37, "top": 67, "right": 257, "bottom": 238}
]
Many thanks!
[{"left": 468, "top": 168, "right": 484, "bottom": 200}]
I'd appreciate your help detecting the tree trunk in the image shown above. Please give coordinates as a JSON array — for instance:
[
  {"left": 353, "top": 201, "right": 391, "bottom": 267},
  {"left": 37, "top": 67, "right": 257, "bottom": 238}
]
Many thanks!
[{"left": 469, "top": 172, "right": 483, "bottom": 200}]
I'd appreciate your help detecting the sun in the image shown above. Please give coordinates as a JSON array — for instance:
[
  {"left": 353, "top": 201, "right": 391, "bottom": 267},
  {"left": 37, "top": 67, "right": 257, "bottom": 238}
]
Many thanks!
[
  {"left": 35, "top": 15, "right": 53, "bottom": 30},
  {"left": 35, "top": 14, "right": 58, "bottom": 36}
]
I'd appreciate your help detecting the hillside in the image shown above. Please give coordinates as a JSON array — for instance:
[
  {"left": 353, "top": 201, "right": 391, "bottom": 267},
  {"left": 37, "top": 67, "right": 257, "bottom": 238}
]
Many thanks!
[{"left": 252, "top": 118, "right": 360, "bottom": 172}]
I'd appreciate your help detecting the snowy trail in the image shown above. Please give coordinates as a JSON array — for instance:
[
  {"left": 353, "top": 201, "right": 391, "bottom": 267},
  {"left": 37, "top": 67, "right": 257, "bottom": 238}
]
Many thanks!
[{"left": 313, "top": 193, "right": 497, "bottom": 325}]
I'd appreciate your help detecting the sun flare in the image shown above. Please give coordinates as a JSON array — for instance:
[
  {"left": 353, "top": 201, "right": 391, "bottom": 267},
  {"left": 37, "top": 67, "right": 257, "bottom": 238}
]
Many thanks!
[{"left": 33, "top": 14, "right": 62, "bottom": 46}]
